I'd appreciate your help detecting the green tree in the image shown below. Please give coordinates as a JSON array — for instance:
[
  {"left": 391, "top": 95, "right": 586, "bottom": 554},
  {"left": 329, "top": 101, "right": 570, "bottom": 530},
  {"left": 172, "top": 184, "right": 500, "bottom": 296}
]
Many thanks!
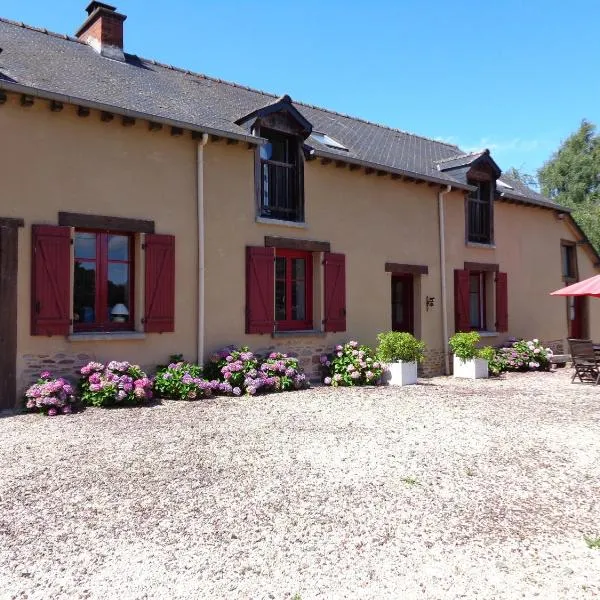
[
  {"left": 504, "top": 166, "right": 538, "bottom": 188},
  {"left": 538, "top": 120, "right": 600, "bottom": 249}
]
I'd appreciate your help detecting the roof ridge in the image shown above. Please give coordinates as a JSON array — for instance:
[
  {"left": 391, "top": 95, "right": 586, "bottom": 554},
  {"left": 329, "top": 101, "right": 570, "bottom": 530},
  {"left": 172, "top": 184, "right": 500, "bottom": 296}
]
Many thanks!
[
  {"left": 0, "top": 15, "right": 86, "bottom": 45},
  {"left": 0, "top": 14, "right": 461, "bottom": 151},
  {"left": 139, "top": 55, "right": 462, "bottom": 150}
]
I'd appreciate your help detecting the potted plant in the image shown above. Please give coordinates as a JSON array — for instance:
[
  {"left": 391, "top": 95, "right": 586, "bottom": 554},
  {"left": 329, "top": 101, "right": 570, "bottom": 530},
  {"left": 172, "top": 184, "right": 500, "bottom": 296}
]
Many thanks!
[
  {"left": 377, "top": 331, "right": 425, "bottom": 386},
  {"left": 448, "top": 332, "right": 488, "bottom": 379}
]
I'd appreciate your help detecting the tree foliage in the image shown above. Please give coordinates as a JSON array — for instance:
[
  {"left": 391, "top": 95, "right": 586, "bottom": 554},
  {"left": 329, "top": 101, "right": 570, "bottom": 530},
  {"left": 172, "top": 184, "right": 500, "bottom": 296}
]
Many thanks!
[
  {"left": 503, "top": 166, "right": 538, "bottom": 188},
  {"left": 538, "top": 120, "right": 600, "bottom": 249}
]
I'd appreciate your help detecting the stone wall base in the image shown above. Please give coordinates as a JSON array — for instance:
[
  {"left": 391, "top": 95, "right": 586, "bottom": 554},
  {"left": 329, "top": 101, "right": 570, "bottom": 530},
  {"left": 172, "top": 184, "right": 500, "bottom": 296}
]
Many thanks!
[
  {"left": 420, "top": 349, "right": 446, "bottom": 377},
  {"left": 20, "top": 352, "right": 96, "bottom": 396}
]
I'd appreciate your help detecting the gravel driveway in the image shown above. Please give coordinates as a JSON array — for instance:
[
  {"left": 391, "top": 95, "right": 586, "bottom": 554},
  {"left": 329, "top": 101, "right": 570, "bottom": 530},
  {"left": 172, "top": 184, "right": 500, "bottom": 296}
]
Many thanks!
[{"left": 1, "top": 368, "right": 599, "bottom": 599}]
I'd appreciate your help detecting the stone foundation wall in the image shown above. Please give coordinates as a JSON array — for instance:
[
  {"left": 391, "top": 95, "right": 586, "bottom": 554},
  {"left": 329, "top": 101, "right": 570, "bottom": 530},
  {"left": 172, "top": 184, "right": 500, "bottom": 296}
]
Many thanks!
[
  {"left": 419, "top": 349, "right": 446, "bottom": 377},
  {"left": 20, "top": 352, "right": 96, "bottom": 394},
  {"left": 545, "top": 339, "right": 565, "bottom": 354},
  {"left": 254, "top": 338, "right": 328, "bottom": 382}
]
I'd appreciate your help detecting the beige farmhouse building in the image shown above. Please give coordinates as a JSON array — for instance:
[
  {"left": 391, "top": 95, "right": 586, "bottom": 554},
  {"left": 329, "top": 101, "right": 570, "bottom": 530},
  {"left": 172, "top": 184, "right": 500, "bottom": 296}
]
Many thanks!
[{"left": 0, "top": 2, "right": 598, "bottom": 408}]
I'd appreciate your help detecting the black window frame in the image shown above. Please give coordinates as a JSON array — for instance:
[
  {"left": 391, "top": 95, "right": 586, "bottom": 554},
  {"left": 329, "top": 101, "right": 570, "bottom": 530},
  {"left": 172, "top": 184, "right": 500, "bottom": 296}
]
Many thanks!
[
  {"left": 257, "top": 127, "right": 304, "bottom": 223},
  {"left": 467, "top": 180, "right": 493, "bottom": 244}
]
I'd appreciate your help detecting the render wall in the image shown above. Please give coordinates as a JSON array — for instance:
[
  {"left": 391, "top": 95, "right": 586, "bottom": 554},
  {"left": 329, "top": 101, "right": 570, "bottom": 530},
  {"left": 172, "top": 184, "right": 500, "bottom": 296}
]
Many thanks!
[{"left": 0, "top": 94, "right": 198, "bottom": 392}]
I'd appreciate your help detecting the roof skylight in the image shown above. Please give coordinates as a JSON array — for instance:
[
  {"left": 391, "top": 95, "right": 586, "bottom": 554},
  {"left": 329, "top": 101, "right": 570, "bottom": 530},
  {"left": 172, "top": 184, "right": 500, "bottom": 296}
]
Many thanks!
[
  {"left": 497, "top": 179, "right": 514, "bottom": 190},
  {"left": 309, "top": 131, "right": 348, "bottom": 151}
]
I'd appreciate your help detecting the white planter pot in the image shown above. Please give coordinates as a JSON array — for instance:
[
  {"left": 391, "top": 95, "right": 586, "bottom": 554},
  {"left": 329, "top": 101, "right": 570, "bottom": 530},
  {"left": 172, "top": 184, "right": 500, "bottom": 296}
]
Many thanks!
[
  {"left": 384, "top": 360, "right": 418, "bottom": 386},
  {"left": 453, "top": 356, "right": 488, "bottom": 379}
]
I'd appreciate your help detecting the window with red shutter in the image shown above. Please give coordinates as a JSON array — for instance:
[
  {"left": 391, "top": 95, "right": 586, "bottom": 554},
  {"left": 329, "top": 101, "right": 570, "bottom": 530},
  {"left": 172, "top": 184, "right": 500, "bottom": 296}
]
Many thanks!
[
  {"left": 246, "top": 246, "right": 275, "bottom": 334},
  {"left": 454, "top": 269, "right": 470, "bottom": 333},
  {"left": 144, "top": 234, "right": 175, "bottom": 333},
  {"left": 495, "top": 272, "right": 508, "bottom": 332},
  {"left": 31, "top": 225, "right": 71, "bottom": 336},
  {"left": 73, "top": 231, "right": 135, "bottom": 331},
  {"left": 323, "top": 252, "right": 346, "bottom": 332},
  {"left": 274, "top": 248, "right": 313, "bottom": 331}
]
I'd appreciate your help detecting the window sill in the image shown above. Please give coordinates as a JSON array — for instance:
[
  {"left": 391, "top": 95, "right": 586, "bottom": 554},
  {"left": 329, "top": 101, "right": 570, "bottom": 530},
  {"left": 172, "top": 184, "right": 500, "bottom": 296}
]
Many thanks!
[
  {"left": 478, "top": 331, "right": 499, "bottom": 338},
  {"left": 466, "top": 242, "right": 496, "bottom": 249},
  {"left": 68, "top": 331, "right": 147, "bottom": 342},
  {"left": 256, "top": 216, "right": 307, "bottom": 229},
  {"left": 272, "top": 329, "right": 326, "bottom": 338}
]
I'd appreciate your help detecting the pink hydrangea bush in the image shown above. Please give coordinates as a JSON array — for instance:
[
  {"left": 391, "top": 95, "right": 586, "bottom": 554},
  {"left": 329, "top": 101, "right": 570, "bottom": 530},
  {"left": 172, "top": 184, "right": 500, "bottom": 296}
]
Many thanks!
[
  {"left": 24, "top": 371, "right": 75, "bottom": 416},
  {"left": 321, "top": 341, "right": 383, "bottom": 386},
  {"left": 79, "top": 361, "right": 153, "bottom": 407},
  {"left": 204, "top": 346, "right": 309, "bottom": 396},
  {"left": 259, "top": 352, "right": 309, "bottom": 392}
]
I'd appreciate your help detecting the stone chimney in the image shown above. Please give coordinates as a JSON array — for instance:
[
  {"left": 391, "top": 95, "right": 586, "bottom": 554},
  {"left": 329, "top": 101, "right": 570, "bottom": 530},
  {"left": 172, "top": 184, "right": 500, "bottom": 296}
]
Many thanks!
[{"left": 75, "top": 2, "right": 127, "bottom": 62}]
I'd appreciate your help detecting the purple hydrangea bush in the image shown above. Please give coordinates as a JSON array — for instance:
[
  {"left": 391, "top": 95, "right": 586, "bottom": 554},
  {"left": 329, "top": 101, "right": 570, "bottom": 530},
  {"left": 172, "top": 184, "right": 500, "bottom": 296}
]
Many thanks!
[
  {"left": 321, "top": 341, "right": 383, "bottom": 386},
  {"left": 24, "top": 371, "right": 75, "bottom": 416},
  {"left": 79, "top": 361, "right": 153, "bottom": 407},
  {"left": 154, "top": 357, "right": 215, "bottom": 401},
  {"left": 204, "top": 346, "right": 309, "bottom": 396}
]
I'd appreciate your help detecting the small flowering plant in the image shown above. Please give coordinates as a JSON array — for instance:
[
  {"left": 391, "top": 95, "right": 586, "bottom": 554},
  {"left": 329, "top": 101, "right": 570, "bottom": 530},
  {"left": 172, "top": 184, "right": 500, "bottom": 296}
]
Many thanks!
[
  {"left": 321, "top": 341, "right": 383, "bottom": 387},
  {"left": 495, "top": 338, "right": 553, "bottom": 372},
  {"left": 154, "top": 356, "right": 214, "bottom": 401},
  {"left": 24, "top": 371, "right": 75, "bottom": 416},
  {"left": 79, "top": 361, "right": 153, "bottom": 407}
]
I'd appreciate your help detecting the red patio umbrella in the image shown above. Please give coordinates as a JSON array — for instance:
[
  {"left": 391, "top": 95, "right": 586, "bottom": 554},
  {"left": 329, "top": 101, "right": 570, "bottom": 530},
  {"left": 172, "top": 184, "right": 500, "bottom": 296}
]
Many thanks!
[{"left": 550, "top": 274, "right": 600, "bottom": 298}]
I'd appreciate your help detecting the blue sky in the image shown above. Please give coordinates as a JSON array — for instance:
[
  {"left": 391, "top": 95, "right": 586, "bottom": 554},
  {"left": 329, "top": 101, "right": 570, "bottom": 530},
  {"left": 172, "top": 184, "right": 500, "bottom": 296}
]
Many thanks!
[{"left": 3, "top": 0, "right": 599, "bottom": 175}]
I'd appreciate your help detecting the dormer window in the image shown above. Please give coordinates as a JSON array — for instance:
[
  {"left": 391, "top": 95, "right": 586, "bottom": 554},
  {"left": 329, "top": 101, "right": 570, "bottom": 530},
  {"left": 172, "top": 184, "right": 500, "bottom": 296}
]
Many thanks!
[
  {"left": 236, "top": 94, "right": 311, "bottom": 225},
  {"left": 467, "top": 179, "right": 493, "bottom": 244},
  {"left": 259, "top": 129, "right": 303, "bottom": 222}
]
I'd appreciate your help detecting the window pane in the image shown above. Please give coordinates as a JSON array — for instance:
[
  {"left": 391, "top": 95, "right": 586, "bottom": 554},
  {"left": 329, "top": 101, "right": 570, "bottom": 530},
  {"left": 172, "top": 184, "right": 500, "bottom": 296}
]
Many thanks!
[
  {"left": 275, "top": 280, "right": 286, "bottom": 321},
  {"left": 108, "top": 235, "right": 129, "bottom": 261},
  {"left": 292, "top": 279, "right": 306, "bottom": 321},
  {"left": 107, "top": 263, "right": 130, "bottom": 323},
  {"left": 275, "top": 256, "right": 286, "bottom": 280},
  {"left": 74, "top": 260, "right": 96, "bottom": 324},
  {"left": 469, "top": 275, "right": 480, "bottom": 328},
  {"left": 292, "top": 258, "right": 305, "bottom": 280},
  {"left": 74, "top": 232, "right": 96, "bottom": 259}
]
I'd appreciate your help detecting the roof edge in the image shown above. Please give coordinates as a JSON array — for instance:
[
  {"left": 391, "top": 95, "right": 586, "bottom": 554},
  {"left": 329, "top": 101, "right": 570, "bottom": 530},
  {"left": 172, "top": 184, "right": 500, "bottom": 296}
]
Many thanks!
[
  {"left": 312, "top": 148, "right": 475, "bottom": 191},
  {"left": 0, "top": 80, "right": 263, "bottom": 145}
]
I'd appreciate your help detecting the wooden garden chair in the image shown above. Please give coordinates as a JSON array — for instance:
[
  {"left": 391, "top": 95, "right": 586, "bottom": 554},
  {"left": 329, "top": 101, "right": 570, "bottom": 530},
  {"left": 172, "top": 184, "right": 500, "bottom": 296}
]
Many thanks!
[{"left": 568, "top": 338, "right": 600, "bottom": 385}]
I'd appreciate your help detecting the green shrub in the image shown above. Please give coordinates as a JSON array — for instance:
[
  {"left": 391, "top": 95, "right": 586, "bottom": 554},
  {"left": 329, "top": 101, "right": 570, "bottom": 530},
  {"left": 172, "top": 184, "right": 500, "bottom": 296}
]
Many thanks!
[
  {"left": 448, "top": 331, "right": 481, "bottom": 361},
  {"left": 376, "top": 331, "right": 426, "bottom": 363},
  {"left": 154, "top": 356, "right": 213, "bottom": 400},
  {"left": 478, "top": 346, "right": 503, "bottom": 376}
]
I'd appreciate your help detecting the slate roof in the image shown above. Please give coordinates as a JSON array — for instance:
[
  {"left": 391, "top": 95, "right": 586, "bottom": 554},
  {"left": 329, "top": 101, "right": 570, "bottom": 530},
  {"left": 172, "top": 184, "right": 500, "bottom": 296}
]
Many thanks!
[{"left": 0, "top": 15, "right": 560, "bottom": 209}]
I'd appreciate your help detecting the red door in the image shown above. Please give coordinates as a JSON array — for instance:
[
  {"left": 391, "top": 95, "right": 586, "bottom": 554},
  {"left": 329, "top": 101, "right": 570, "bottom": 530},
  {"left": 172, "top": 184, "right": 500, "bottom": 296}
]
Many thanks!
[
  {"left": 391, "top": 275, "right": 414, "bottom": 333},
  {"left": 569, "top": 296, "right": 587, "bottom": 338}
]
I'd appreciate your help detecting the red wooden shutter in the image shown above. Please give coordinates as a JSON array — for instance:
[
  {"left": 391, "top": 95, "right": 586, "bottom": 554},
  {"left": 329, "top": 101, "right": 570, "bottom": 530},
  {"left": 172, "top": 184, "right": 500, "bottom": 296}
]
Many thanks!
[
  {"left": 454, "top": 269, "right": 470, "bottom": 333},
  {"left": 324, "top": 252, "right": 346, "bottom": 332},
  {"left": 495, "top": 271, "right": 508, "bottom": 333},
  {"left": 246, "top": 246, "right": 275, "bottom": 334},
  {"left": 144, "top": 234, "right": 175, "bottom": 333},
  {"left": 31, "top": 225, "right": 71, "bottom": 336}
]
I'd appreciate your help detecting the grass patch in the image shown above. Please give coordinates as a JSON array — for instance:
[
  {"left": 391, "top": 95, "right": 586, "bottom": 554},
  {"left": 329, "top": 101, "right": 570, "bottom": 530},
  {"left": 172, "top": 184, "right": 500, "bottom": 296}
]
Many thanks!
[
  {"left": 401, "top": 476, "right": 420, "bottom": 486},
  {"left": 584, "top": 535, "right": 600, "bottom": 549}
]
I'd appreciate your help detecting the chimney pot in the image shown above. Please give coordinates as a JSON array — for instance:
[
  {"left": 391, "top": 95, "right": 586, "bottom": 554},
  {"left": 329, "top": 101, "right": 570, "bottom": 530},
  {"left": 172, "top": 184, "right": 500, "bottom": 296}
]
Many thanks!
[
  {"left": 76, "top": 2, "right": 127, "bottom": 62},
  {"left": 85, "top": 2, "right": 117, "bottom": 16}
]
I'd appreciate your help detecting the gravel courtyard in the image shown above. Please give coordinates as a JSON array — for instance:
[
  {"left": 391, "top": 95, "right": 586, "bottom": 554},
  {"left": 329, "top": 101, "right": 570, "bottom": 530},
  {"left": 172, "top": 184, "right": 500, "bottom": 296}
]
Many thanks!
[{"left": 1, "top": 368, "right": 599, "bottom": 599}]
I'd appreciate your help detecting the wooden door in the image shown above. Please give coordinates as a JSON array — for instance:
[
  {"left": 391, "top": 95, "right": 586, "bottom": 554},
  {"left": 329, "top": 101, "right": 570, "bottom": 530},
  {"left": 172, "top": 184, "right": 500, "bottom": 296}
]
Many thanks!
[
  {"left": 569, "top": 296, "right": 587, "bottom": 339},
  {"left": 0, "top": 225, "right": 18, "bottom": 410},
  {"left": 391, "top": 275, "right": 414, "bottom": 334}
]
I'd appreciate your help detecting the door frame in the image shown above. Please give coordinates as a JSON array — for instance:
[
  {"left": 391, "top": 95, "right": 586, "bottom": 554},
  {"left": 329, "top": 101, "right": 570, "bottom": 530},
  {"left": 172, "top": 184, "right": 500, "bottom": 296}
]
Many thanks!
[{"left": 0, "top": 218, "right": 23, "bottom": 411}]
